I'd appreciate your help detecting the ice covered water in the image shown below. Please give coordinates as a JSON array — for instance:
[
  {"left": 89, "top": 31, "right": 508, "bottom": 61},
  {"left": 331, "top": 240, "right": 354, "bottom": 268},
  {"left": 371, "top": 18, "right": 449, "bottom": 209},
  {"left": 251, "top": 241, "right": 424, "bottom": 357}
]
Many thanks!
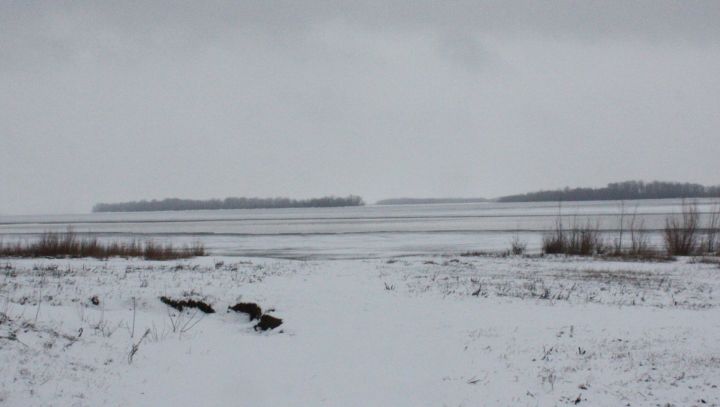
[{"left": 1, "top": 198, "right": 718, "bottom": 259}]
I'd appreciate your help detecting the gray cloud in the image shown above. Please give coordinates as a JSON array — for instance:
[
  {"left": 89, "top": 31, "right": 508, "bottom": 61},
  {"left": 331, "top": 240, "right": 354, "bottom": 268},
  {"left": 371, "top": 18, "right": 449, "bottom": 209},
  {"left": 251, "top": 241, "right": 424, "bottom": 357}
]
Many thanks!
[{"left": 1, "top": 1, "right": 719, "bottom": 214}]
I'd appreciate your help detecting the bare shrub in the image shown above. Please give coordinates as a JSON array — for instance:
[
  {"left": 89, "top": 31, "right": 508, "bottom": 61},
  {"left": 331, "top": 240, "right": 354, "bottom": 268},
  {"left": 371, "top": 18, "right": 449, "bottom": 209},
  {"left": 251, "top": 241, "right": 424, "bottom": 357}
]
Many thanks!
[
  {"left": 664, "top": 201, "right": 699, "bottom": 256},
  {"left": 166, "top": 308, "right": 205, "bottom": 335},
  {"left": 604, "top": 203, "right": 669, "bottom": 260},
  {"left": 565, "top": 220, "right": 604, "bottom": 255},
  {"left": 542, "top": 216, "right": 603, "bottom": 256},
  {"left": 701, "top": 202, "right": 720, "bottom": 254},
  {"left": 542, "top": 216, "right": 566, "bottom": 254},
  {"left": 613, "top": 200, "right": 626, "bottom": 255},
  {"left": 627, "top": 206, "right": 651, "bottom": 255},
  {"left": 509, "top": 234, "right": 527, "bottom": 255}
]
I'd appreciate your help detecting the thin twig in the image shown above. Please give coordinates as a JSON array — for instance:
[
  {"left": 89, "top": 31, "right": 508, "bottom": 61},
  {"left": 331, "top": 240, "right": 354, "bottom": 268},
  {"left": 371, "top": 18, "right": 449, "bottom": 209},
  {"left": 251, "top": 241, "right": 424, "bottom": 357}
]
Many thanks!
[
  {"left": 128, "top": 328, "right": 151, "bottom": 364},
  {"left": 131, "top": 297, "right": 136, "bottom": 338}
]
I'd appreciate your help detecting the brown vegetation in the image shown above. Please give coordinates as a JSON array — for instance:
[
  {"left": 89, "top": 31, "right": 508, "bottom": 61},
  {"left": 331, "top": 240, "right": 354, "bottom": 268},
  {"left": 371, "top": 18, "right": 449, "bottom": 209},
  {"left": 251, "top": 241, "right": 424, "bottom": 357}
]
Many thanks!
[
  {"left": 228, "top": 302, "right": 263, "bottom": 321},
  {"left": 509, "top": 234, "right": 527, "bottom": 255},
  {"left": 663, "top": 201, "right": 699, "bottom": 256},
  {"left": 662, "top": 200, "right": 720, "bottom": 256},
  {"left": 607, "top": 201, "right": 663, "bottom": 260},
  {"left": 701, "top": 202, "right": 720, "bottom": 254},
  {"left": 254, "top": 314, "right": 283, "bottom": 331},
  {"left": 0, "top": 230, "right": 205, "bottom": 260},
  {"left": 542, "top": 217, "right": 605, "bottom": 256},
  {"left": 160, "top": 296, "right": 215, "bottom": 314}
]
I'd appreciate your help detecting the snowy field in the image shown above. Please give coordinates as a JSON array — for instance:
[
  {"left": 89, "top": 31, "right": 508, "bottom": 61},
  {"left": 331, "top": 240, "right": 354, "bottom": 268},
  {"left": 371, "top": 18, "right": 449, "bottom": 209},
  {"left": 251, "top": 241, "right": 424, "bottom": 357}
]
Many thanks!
[{"left": 1, "top": 254, "right": 719, "bottom": 406}]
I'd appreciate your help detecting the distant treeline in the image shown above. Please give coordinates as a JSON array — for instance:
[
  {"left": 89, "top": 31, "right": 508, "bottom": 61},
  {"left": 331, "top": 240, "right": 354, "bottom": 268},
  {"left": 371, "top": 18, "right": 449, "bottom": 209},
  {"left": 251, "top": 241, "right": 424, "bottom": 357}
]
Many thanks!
[
  {"left": 497, "top": 181, "right": 720, "bottom": 203},
  {"left": 376, "top": 198, "right": 487, "bottom": 205},
  {"left": 93, "top": 195, "right": 365, "bottom": 212}
]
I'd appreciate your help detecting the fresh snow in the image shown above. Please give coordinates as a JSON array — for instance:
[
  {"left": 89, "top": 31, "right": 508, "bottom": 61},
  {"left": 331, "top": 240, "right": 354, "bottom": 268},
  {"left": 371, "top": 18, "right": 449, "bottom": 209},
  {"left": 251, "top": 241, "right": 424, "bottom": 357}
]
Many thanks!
[{"left": 1, "top": 255, "right": 719, "bottom": 406}]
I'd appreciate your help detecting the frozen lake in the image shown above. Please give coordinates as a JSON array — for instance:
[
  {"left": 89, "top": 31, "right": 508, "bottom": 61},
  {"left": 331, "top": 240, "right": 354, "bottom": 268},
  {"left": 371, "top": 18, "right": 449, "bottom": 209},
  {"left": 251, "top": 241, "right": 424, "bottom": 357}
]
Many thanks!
[{"left": 1, "top": 198, "right": 718, "bottom": 259}]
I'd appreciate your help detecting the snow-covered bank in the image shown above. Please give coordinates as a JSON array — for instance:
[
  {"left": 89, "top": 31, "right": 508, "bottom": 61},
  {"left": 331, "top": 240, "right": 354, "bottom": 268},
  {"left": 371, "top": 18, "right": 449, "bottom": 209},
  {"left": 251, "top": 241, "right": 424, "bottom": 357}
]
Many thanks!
[{"left": 1, "top": 255, "right": 719, "bottom": 406}]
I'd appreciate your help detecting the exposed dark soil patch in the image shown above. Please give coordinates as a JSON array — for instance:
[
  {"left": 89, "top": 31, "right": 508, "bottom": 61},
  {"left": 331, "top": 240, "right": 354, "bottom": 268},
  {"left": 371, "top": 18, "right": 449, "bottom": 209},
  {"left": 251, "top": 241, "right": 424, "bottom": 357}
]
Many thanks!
[
  {"left": 160, "top": 296, "right": 215, "bottom": 314},
  {"left": 254, "top": 314, "right": 283, "bottom": 331},
  {"left": 228, "top": 302, "right": 262, "bottom": 321}
]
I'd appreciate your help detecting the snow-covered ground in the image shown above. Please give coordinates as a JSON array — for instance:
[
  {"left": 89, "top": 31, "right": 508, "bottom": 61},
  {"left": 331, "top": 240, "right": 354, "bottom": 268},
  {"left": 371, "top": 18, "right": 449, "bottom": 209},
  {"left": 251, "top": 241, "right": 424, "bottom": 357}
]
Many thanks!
[{"left": 1, "top": 254, "right": 719, "bottom": 406}]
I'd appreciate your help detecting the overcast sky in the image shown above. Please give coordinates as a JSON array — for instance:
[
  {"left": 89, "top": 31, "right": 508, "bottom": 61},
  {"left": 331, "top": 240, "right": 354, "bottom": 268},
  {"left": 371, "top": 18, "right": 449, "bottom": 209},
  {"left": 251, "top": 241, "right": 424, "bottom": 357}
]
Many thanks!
[{"left": 1, "top": 1, "right": 719, "bottom": 215}]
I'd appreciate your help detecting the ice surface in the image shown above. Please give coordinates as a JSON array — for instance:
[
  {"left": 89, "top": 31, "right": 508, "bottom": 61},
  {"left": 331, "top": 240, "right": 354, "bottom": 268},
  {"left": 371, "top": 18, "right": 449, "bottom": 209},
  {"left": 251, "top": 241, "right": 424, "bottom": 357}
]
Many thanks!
[{"left": 2, "top": 199, "right": 717, "bottom": 259}]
